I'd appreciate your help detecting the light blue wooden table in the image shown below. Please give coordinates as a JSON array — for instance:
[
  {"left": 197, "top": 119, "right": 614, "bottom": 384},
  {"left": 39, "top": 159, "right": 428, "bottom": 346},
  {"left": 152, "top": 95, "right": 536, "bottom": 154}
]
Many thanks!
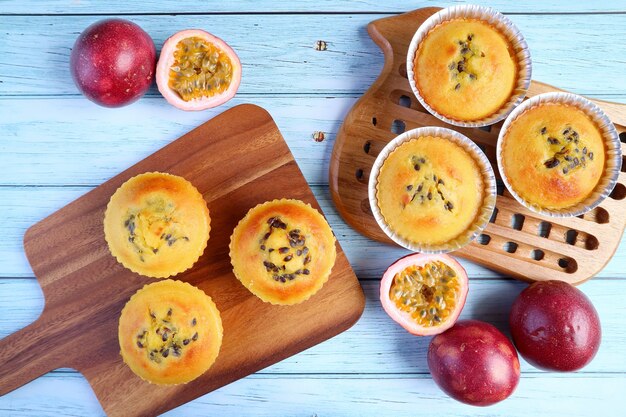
[{"left": 1, "top": 1, "right": 625, "bottom": 416}]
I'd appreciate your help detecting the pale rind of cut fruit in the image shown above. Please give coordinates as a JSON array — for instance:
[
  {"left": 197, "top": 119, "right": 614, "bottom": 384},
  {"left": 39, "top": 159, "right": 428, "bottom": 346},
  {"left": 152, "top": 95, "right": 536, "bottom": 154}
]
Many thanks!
[{"left": 156, "top": 29, "right": 242, "bottom": 111}]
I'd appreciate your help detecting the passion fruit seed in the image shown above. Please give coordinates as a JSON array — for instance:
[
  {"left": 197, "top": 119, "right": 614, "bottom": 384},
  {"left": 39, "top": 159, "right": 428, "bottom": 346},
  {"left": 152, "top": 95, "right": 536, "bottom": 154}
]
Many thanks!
[
  {"left": 169, "top": 36, "right": 233, "bottom": 102},
  {"left": 136, "top": 309, "right": 200, "bottom": 363},
  {"left": 405, "top": 156, "right": 455, "bottom": 212},
  {"left": 123, "top": 201, "right": 189, "bottom": 263},
  {"left": 389, "top": 261, "right": 460, "bottom": 328},
  {"left": 448, "top": 34, "right": 483, "bottom": 90},
  {"left": 540, "top": 125, "right": 591, "bottom": 175},
  {"left": 259, "top": 216, "right": 311, "bottom": 283}
]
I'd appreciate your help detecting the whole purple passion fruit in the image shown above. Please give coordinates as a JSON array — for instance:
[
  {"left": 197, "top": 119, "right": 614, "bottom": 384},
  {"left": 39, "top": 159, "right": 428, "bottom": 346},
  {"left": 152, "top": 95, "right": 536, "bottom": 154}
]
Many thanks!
[
  {"left": 428, "top": 320, "right": 520, "bottom": 406},
  {"left": 509, "top": 280, "right": 601, "bottom": 371},
  {"left": 70, "top": 18, "right": 156, "bottom": 107}
]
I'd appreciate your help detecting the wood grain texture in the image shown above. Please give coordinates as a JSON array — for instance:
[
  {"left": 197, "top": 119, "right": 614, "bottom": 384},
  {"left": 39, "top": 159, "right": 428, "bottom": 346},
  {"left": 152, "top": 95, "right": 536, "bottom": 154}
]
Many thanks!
[
  {"left": 329, "top": 8, "right": 626, "bottom": 285},
  {"left": 1, "top": 2, "right": 626, "bottom": 416},
  {"left": 0, "top": 14, "right": 625, "bottom": 96},
  {"left": 2, "top": 0, "right": 625, "bottom": 14},
  {"left": 0, "top": 104, "right": 365, "bottom": 417},
  {"left": 3, "top": 279, "right": 626, "bottom": 375},
  {"left": 2, "top": 185, "right": 626, "bottom": 281}
]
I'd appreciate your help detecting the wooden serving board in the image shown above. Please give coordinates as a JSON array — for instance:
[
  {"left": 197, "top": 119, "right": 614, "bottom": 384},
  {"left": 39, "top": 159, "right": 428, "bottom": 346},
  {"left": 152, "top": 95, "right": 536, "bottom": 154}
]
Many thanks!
[
  {"left": 329, "top": 7, "right": 626, "bottom": 285},
  {"left": 0, "top": 104, "right": 365, "bottom": 417}
]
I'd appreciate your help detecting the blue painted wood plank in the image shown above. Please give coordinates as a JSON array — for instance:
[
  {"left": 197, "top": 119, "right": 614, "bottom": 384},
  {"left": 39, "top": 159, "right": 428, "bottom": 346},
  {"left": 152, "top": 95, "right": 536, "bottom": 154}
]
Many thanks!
[
  {"left": 2, "top": 279, "right": 625, "bottom": 374},
  {"left": 0, "top": 97, "right": 348, "bottom": 186},
  {"left": 1, "top": 0, "right": 625, "bottom": 14},
  {"left": 0, "top": 185, "right": 624, "bottom": 279},
  {"left": 1, "top": 4, "right": 626, "bottom": 416},
  {"left": 0, "top": 95, "right": 623, "bottom": 188},
  {"left": 0, "top": 14, "right": 624, "bottom": 96},
  {"left": 0, "top": 372, "right": 625, "bottom": 417}
]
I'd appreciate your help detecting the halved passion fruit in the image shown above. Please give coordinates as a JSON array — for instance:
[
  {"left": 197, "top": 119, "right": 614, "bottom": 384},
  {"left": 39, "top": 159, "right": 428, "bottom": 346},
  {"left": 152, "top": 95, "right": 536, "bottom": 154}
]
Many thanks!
[
  {"left": 156, "top": 29, "right": 241, "bottom": 111},
  {"left": 380, "top": 253, "right": 468, "bottom": 336}
]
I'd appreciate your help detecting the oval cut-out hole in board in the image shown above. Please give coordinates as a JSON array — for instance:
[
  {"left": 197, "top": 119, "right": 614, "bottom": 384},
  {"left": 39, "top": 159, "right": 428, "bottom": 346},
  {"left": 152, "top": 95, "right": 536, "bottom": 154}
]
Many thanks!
[
  {"left": 363, "top": 141, "right": 371, "bottom": 154},
  {"left": 530, "top": 249, "right": 544, "bottom": 261},
  {"left": 592, "top": 207, "right": 610, "bottom": 224},
  {"left": 585, "top": 235, "right": 599, "bottom": 250},
  {"left": 391, "top": 120, "right": 406, "bottom": 134},
  {"left": 558, "top": 257, "right": 578, "bottom": 273},
  {"left": 372, "top": 117, "right": 377, "bottom": 126},
  {"left": 565, "top": 229, "right": 578, "bottom": 245},
  {"left": 477, "top": 234, "right": 491, "bottom": 245},
  {"left": 399, "top": 63, "right": 407, "bottom": 78},
  {"left": 610, "top": 183, "right": 625, "bottom": 200},
  {"left": 620, "top": 131, "right": 626, "bottom": 143},
  {"left": 538, "top": 221, "right": 552, "bottom": 238},
  {"left": 496, "top": 180, "right": 505, "bottom": 196},
  {"left": 511, "top": 213, "right": 524, "bottom": 230},
  {"left": 355, "top": 168, "right": 364, "bottom": 182},
  {"left": 489, "top": 207, "right": 499, "bottom": 223},
  {"left": 398, "top": 95, "right": 411, "bottom": 108},
  {"left": 503, "top": 242, "right": 518, "bottom": 253}
]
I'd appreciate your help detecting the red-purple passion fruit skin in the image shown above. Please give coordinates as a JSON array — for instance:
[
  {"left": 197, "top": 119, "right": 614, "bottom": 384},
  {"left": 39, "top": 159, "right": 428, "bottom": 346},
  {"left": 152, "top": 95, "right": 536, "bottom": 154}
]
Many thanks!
[
  {"left": 428, "top": 320, "right": 520, "bottom": 406},
  {"left": 70, "top": 19, "right": 156, "bottom": 107},
  {"left": 509, "top": 280, "right": 601, "bottom": 372}
]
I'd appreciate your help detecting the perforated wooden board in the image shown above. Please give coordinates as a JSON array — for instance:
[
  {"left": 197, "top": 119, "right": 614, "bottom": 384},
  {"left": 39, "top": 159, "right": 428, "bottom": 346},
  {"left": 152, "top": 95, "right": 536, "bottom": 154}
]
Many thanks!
[
  {"left": 0, "top": 104, "right": 365, "bottom": 417},
  {"left": 329, "top": 7, "right": 626, "bottom": 285}
]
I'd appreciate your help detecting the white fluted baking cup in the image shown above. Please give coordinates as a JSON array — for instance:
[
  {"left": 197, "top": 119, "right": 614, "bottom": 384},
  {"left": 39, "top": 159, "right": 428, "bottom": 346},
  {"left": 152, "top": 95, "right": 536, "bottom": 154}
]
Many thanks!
[
  {"left": 496, "top": 92, "right": 621, "bottom": 218},
  {"left": 369, "top": 127, "right": 497, "bottom": 254},
  {"left": 406, "top": 5, "right": 532, "bottom": 128}
]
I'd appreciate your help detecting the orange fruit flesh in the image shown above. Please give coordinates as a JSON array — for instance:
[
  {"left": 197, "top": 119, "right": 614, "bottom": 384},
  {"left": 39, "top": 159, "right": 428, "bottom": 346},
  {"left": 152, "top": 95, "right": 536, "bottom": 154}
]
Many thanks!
[
  {"left": 389, "top": 261, "right": 460, "bottom": 328},
  {"left": 168, "top": 37, "right": 233, "bottom": 102}
]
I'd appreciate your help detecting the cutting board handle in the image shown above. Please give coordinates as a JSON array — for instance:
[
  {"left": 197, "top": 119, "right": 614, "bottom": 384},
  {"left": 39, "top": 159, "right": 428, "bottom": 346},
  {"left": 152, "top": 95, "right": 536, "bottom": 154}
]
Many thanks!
[{"left": 0, "top": 315, "right": 64, "bottom": 395}]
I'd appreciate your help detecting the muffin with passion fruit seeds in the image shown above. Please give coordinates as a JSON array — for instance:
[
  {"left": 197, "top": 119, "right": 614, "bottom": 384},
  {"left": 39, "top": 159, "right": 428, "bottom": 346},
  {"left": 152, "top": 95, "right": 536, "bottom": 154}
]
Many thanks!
[
  {"left": 407, "top": 5, "right": 531, "bottom": 126},
  {"left": 498, "top": 92, "right": 621, "bottom": 216},
  {"left": 369, "top": 127, "right": 496, "bottom": 253},
  {"left": 229, "top": 199, "right": 337, "bottom": 305},
  {"left": 104, "top": 172, "right": 210, "bottom": 278},
  {"left": 118, "top": 279, "right": 223, "bottom": 385}
]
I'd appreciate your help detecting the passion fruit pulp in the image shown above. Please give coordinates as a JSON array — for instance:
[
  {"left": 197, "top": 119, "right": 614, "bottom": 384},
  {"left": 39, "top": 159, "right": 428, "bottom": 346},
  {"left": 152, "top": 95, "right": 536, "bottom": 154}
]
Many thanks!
[
  {"left": 380, "top": 253, "right": 468, "bottom": 336},
  {"left": 156, "top": 29, "right": 241, "bottom": 111}
]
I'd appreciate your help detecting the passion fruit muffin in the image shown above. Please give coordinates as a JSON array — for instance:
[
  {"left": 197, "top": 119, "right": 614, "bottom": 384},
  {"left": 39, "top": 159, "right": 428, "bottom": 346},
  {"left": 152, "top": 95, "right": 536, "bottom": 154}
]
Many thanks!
[
  {"left": 413, "top": 19, "right": 515, "bottom": 122},
  {"left": 229, "top": 199, "right": 337, "bottom": 305},
  {"left": 156, "top": 29, "right": 241, "bottom": 111},
  {"left": 118, "top": 279, "right": 223, "bottom": 385},
  {"left": 498, "top": 93, "right": 618, "bottom": 214},
  {"left": 371, "top": 128, "right": 495, "bottom": 252},
  {"left": 407, "top": 6, "right": 531, "bottom": 125},
  {"left": 104, "top": 172, "right": 210, "bottom": 278}
]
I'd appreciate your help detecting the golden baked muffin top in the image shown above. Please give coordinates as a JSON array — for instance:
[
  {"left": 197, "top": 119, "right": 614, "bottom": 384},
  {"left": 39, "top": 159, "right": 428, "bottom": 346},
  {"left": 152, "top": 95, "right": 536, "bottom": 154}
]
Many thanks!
[
  {"left": 501, "top": 103, "right": 605, "bottom": 209},
  {"left": 104, "top": 172, "right": 210, "bottom": 278},
  {"left": 414, "top": 19, "right": 517, "bottom": 121},
  {"left": 229, "top": 199, "right": 336, "bottom": 305},
  {"left": 376, "top": 136, "right": 484, "bottom": 246},
  {"left": 118, "top": 279, "right": 223, "bottom": 385}
]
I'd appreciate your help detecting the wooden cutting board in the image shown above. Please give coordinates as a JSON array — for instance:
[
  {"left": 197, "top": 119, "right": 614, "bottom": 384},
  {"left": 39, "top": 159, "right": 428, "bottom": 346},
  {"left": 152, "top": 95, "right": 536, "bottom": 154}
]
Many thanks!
[
  {"left": 329, "top": 7, "right": 626, "bottom": 285},
  {"left": 0, "top": 104, "right": 365, "bottom": 417}
]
